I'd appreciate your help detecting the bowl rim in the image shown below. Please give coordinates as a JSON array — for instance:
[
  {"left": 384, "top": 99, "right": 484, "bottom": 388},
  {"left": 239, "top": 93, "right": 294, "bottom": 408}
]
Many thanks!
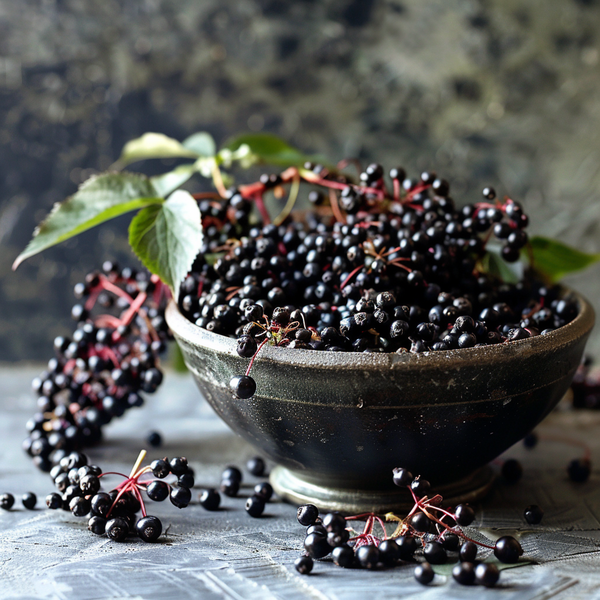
[{"left": 166, "top": 290, "right": 595, "bottom": 371}]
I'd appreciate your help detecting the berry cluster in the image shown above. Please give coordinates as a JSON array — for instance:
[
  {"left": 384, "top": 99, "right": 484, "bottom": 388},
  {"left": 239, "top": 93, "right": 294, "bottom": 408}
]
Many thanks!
[
  {"left": 45, "top": 450, "right": 191, "bottom": 542},
  {"left": 176, "top": 164, "right": 579, "bottom": 400},
  {"left": 198, "top": 459, "right": 274, "bottom": 518},
  {"left": 23, "top": 264, "right": 171, "bottom": 471},
  {"left": 294, "top": 467, "right": 524, "bottom": 587}
]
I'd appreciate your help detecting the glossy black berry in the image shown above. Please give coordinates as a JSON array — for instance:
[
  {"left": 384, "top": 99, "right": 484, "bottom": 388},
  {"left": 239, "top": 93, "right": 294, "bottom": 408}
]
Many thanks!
[
  {"left": 199, "top": 489, "right": 221, "bottom": 511},
  {"left": 392, "top": 467, "right": 413, "bottom": 487},
  {"left": 0, "top": 493, "right": 15, "bottom": 510},
  {"left": 378, "top": 539, "right": 401, "bottom": 566},
  {"left": 452, "top": 561, "right": 475, "bottom": 585},
  {"left": 306, "top": 523, "right": 327, "bottom": 537},
  {"left": 230, "top": 375, "right": 256, "bottom": 399},
  {"left": 106, "top": 517, "right": 130, "bottom": 542},
  {"left": 245, "top": 495, "right": 265, "bottom": 518},
  {"left": 414, "top": 562, "right": 435, "bottom": 585},
  {"left": 90, "top": 492, "right": 112, "bottom": 517},
  {"left": 494, "top": 535, "right": 523, "bottom": 563},
  {"left": 523, "top": 432, "right": 538, "bottom": 448},
  {"left": 88, "top": 515, "right": 107, "bottom": 535},
  {"left": 237, "top": 335, "right": 258, "bottom": 358},
  {"left": 136, "top": 516, "right": 162, "bottom": 542},
  {"left": 502, "top": 458, "right": 523, "bottom": 483},
  {"left": 170, "top": 486, "right": 192, "bottom": 509},
  {"left": 150, "top": 458, "right": 170, "bottom": 479},
  {"left": 297, "top": 504, "right": 319, "bottom": 526},
  {"left": 79, "top": 474, "right": 100, "bottom": 495},
  {"left": 147, "top": 431, "right": 163, "bottom": 448},
  {"left": 220, "top": 479, "right": 240, "bottom": 497},
  {"left": 454, "top": 503, "right": 475, "bottom": 526},
  {"left": 356, "top": 544, "right": 380, "bottom": 569},
  {"left": 424, "top": 541, "right": 447, "bottom": 564},
  {"left": 441, "top": 533, "right": 460, "bottom": 551},
  {"left": 246, "top": 456, "right": 266, "bottom": 477},
  {"left": 294, "top": 555, "right": 314, "bottom": 574},
  {"left": 397, "top": 535, "right": 418, "bottom": 560},
  {"left": 70, "top": 496, "right": 91, "bottom": 517},
  {"left": 147, "top": 480, "right": 169, "bottom": 502},
  {"left": 411, "top": 512, "right": 432, "bottom": 533},
  {"left": 332, "top": 544, "right": 355, "bottom": 568},
  {"left": 178, "top": 472, "right": 195, "bottom": 489},
  {"left": 46, "top": 492, "right": 63, "bottom": 510},
  {"left": 568, "top": 458, "right": 591, "bottom": 482},
  {"left": 475, "top": 562, "right": 500, "bottom": 587},
  {"left": 22, "top": 492, "right": 37, "bottom": 510},
  {"left": 322, "top": 512, "right": 346, "bottom": 533},
  {"left": 459, "top": 541, "right": 478, "bottom": 562},
  {"left": 222, "top": 466, "right": 243, "bottom": 483},
  {"left": 410, "top": 477, "right": 430, "bottom": 497},
  {"left": 169, "top": 457, "right": 188, "bottom": 476},
  {"left": 253, "top": 482, "right": 273, "bottom": 501}
]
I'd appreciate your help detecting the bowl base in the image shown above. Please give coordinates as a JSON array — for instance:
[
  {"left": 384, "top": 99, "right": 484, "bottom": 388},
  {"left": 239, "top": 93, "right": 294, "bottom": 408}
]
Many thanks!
[{"left": 270, "top": 465, "right": 496, "bottom": 514}]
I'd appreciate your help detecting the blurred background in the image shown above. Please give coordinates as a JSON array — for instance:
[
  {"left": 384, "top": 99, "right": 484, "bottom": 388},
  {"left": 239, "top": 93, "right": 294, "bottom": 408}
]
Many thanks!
[{"left": 1, "top": 0, "right": 600, "bottom": 362}]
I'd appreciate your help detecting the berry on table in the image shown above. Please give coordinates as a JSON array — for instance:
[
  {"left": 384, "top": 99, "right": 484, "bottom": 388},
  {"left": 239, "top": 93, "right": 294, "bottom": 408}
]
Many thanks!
[
  {"left": 246, "top": 456, "right": 266, "bottom": 477},
  {"left": 170, "top": 486, "right": 192, "bottom": 509},
  {"left": 245, "top": 495, "right": 265, "bottom": 518},
  {"left": 494, "top": 535, "right": 523, "bottom": 563},
  {"left": 253, "top": 482, "right": 273, "bottom": 501},
  {"left": 199, "top": 489, "right": 221, "bottom": 511},
  {"left": 502, "top": 458, "right": 523, "bottom": 483},
  {"left": 220, "top": 479, "right": 240, "bottom": 497},
  {"left": 297, "top": 504, "right": 319, "bottom": 526},
  {"left": 105, "top": 517, "right": 130, "bottom": 542},
  {"left": 332, "top": 544, "right": 355, "bottom": 568},
  {"left": 22, "top": 492, "right": 37, "bottom": 510},
  {"left": 304, "top": 531, "right": 331, "bottom": 559},
  {"left": 524, "top": 504, "right": 544, "bottom": 525},
  {"left": 88, "top": 515, "right": 107, "bottom": 535},
  {"left": 135, "top": 516, "right": 162, "bottom": 542},
  {"left": 222, "top": 466, "right": 243, "bottom": 483},
  {"left": 475, "top": 562, "right": 500, "bottom": 587},
  {"left": 294, "top": 555, "right": 313, "bottom": 574},
  {"left": 568, "top": 458, "right": 591, "bottom": 482},
  {"left": 424, "top": 541, "right": 447, "bottom": 564},
  {"left": 459, "top": 541, "right": 478, "bottom": 562},
  {"left": 356, "top": 544, "right": 380, "bottom": 569},
  {"left": 147, "top": 481, "right": 169, "bottom": 502},
  {"left": 147, "top": 431, "right": 163, "bottom": 448},
  {"left": 414, "top": 562, "right": 435, "bottom": 585},
  {"left": 0, "top": 493, "right": 15, "bottom": 510},
  {"left": 452, "top": 561, "right": 475, "bottom": 585},
  {"left": 46, "top": 493, "right": 63, "bottom": 510}
]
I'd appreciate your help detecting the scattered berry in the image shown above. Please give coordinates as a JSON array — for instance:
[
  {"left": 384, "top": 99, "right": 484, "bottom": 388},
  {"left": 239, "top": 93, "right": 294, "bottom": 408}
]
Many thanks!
[
  {"left": 246, "top": 456, "right": 266, "bottom": 477},
  {"left": 297, "top": 504, "right": 319, "bottom": 526},
  {"left": 0, "top": 493, "right": 15, "bottom": 510},
  {"left": 502, "top": 458, "right": 523, "bottom": 483},
  {"left": 475, "top": 562, "right": 500, "bottom": 587},
  {"left": 524, "top": 504, "right": 544, "bottom": 525},
  {"left": 452, "top": 561, "right": 476, "bottom": 585},
  {"left": 568, "top": 458, "right": 591, "bottom": 482},
  {"left": 22, "top": 492, "right": 37, "bottom": 510},
  {"left": 245, "top": 495, "right": 265, "bottom": 518},
  {"left": 147, "top": 431, "right": 163, "bottom": 448},
  {"left": 494, "top": 535, "right": 523, "bottom": 563},
  {"left": 414, "top": 562, "right": 435, "bottom": 585},
  {"left": 135, "top": 516, "right": 162, "bottom": 542},
  {"left": 253, "top": 482, "right": 273, "bottom": 501},
  {"left": 199, "top": 489, "right": 221, "bottom": 511},
  {"left": 294, "top": 555, "right": 313, "bottom": 574}
]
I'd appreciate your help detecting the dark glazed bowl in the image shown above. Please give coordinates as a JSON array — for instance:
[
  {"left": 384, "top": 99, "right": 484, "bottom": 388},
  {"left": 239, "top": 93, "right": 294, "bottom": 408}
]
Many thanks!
[{"left": 166, "top": 294, "right": 594, "bottom": 511}]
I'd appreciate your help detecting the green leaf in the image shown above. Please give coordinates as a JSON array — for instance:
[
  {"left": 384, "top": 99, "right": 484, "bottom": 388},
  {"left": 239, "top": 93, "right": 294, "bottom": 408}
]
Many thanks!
[
  {"left": 128, "top": 190, "right": 202, "bottom": 298},
  {"left": 222, "top": 132, "right": 315, "bottom": 167},
  {"left": 13, "top": 173, "right": 163, "bottom": 269},
  {"left": 182, "top": 132, "right": 216, "bottom": 157},
  {"left": 118, "top": 133, "right": 199, "bottom": 166},
  {"left": 151, "top": 164, "right": 197, "bottom": 197},
  {"left": 527, "top": 236, "right": 600, "bottom": 282},
  {"left": 169, "top": 341, "right": 189, "bottom": 373}
]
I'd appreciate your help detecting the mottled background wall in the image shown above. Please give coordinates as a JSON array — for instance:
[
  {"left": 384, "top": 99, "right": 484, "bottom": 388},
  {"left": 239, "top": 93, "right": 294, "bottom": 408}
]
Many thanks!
[{"left": 1, "top": 0, "right": 600, "bottom": 362}]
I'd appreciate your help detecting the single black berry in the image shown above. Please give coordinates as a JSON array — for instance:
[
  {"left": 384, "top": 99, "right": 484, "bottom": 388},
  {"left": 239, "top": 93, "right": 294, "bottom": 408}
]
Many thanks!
[
  {"left": 90, "top": 492, "right": 112, "bottom": 517},
  {"left": 147, "top": 431, "right": 163, "bottom": 448},
  {"left": 79, "top": 474, "right": 100, "bottom": 495},
  {"left": 475, "top": 562, "right": 500, "bottom": 587},
  {"left": 524, "top": 504, "right": 544, "bottom": 525},
  {"left": 245, "top": 495, "right": 265, "bottom": 518},
  {"left": 253, "top": 482, "right": 273, "bottom": 501},
  {"left": 88, "top": 515, "right": 107, "bottom": 535},
  {"left": 106, "top": 517, "right": 130, "bottom": 542},
  {"left": 410, "top": 477, "right": 431, "bottom": 497},
  {"left": 332, "top": 544, "right": 355, "bottom": 568},
  {"left": 178, "top": 472, "right": 195, "bottom": 489},
  {"left": 150, "top": 458, "right": 170, "bottom": 479},
  {"left": 441, "top": 533, "right": 460, "bottom": 551},
  {"left": 222, "top": 466, "right": 242, "bottom": 483},
  {"left": 397, "top": 535, "right": 418, "bottom": 560},
  {"left": 322, "top": 512, "right": 346, "bottom": 533},
  {"left": 378, "top": 539, "right": 400, "bottom": 566},
  {"left": 494, "top": 535, "right": 523, "bottom": 563},
  {"left": 411, "top": 512, "right": 432, "bottom": 533},
  {"left": 294, "top": 554, "right": 313, "bottom": 574},
  {"left": 22, "top": 492, "right": 37, "bottom": 510},
  {"left": 230, "top": 375, "right": 256, "bottom": 399},
  {"left": 502, "top": 458, "right": 523, "bottom": 482},
  {"left": 199, "top": 489, "right": 221, "bottom": 511},
  {"left": 414, "top": 562, "right": 435, "bottom": 585},
  {"left": 459, "top": 541, "right": 478, "bottom": 562},
  {"left": 246, "top": 456, "right": 266, "bottom": 477},
  {"left": 220, "top": 479, "right": 240, "bottom": 497},
  {"left": 70, "top": 496, "right": 91, "bottom": 517},
  {"left": 424, "top": 541, "right": 447, "bottom": 564},
  {"left": 568, "top": 458, "right": 591, "bottom": 482},
  {"left": 297, "top": 504, "right": 319, "bottom": 526},
  {"left": 356, "top": 544, "right": 380, "bottom": 569},
  {"left": 452, "top": 561, "right": 475, "bottom": 585},
  {"left": 136, "top": 516, "right": 162, "bottom": 542},
  {"left": 170, "top": 486, "right": 192, "bottom": 509},
  {"left": 0, "top": 493, "right": 15, "bottom": 510},
  {"left": 46, "top": 492, "right": 63, "bottom": 510},
  {"left": 454, "top": 503, "right": 475, "bottom": 526},
  {"left": 169, "top": 457, "right": 188, "bottom": 476},
  {"left": 147, "top": 480, "right": 169, "bottom": 502},
  {"left": 392, "top": 467, "right": 413, "bottom": 487}
]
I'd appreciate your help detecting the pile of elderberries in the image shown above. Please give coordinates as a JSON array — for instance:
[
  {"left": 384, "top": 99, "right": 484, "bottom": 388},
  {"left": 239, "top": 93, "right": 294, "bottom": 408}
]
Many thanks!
[
  {"left": 294, "top": 467, "right": 525, "bottom": 587},
  {"left": 23, "top": 263, "right": 172, "bottom": 472},
  {"left": 176, "top": 163, "right": 579, "bottom": 399}
]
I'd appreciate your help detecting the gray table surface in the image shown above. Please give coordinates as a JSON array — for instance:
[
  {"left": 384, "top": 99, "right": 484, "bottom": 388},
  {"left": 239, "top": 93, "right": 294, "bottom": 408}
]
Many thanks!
[{"left": 2, "top": 366, "right": 600, "bottom": 600}]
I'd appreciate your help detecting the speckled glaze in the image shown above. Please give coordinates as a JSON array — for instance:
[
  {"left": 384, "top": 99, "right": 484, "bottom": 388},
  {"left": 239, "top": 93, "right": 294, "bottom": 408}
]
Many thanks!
[{"left": 167, "top": 294, "right": 594, "bottom": 501}]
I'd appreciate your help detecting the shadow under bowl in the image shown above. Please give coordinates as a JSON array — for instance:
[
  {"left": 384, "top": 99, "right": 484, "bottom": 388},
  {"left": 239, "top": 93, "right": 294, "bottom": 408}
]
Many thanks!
[{"left": 166, "top": 293, "right": 594, "bottom": 512}]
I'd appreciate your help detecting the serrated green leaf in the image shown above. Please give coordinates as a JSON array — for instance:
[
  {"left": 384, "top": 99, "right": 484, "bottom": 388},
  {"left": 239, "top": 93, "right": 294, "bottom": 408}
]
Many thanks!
[
  {"left": 13, "top": 173, "right": 163, "bottom": 269},
  {"left": 151, "top": 164, "right": 197, "bottom": 197},
  {"left": 527, "top": 236, "right": 600, "bottom": 282},
  {"left": 118, "top": 132, "right": 199, "bottom": 166},
  {"left": 222, "top": 132, "right": 315, "bottom": 167},
  {"left": 182, "top": 132, "right": 216, "bottom": 157},
  {"left": 128, "top": 190, "right": 202, "bottom": 299}
]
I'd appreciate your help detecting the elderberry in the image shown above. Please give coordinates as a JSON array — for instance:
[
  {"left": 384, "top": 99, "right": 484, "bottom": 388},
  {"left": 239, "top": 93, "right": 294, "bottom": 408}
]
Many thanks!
[
  {"left": 459, "top": 541, "right": 478, "bottom": 562},
  {"left": 136, "top": 516, "right": 162, "bottom": 542},
  {"left": 424, "top": 541, "right": 447, "bottom": 564},
  {"left": 356, "top": 544, "right": 380, "bottom": 569},
  {"left": 106, "top": 517, "right": 130, "bottom": 542},
  {"left": 294, "top": 555, "right": 314, "bottom": 574},
  {"left": 199, "top": 489, "right": 221, "bottom": 511},
  {"left": 524, "top": 504, "right": 544, "bottom": 525},
  {"left": 245, "top": 495, "right": 265, "bottom": 517},
  {"left": 475, "top": 563, "right": 500, "bottom": 587},
  {"left": 494, "top": 535, "right": 523, "bottom": 563},
  {"left": 0, "top": 493, "right": 15, "bottom": 510},
  {"left": 297, "top": 504, "right": 319, "bottom": 526},
  {"left": 253, "top": 482, "right": 273, "bottom": 501},
  {"left": 414, "top": 562, "right": 435, "bottom": 585},
  {"left": 568, "top": 458, "right": 591, "bottom": 482},
  {"left": 452, "top": 561, "right": 476, "bottom": 585},
  {"left": 246, "top": 456, "right": 266, "bottom": 477},
  {"left": 22, "top": 492, "right": 37, "bottom": 510},
  {"left": 332, "top": 544, "right": 355, "bottom": 568}
]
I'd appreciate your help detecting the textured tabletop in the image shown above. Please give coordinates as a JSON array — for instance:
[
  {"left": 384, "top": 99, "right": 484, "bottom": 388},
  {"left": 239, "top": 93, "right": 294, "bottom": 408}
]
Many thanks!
[{"left": 2, "top": 366, "right": 600, "bottom": 600}]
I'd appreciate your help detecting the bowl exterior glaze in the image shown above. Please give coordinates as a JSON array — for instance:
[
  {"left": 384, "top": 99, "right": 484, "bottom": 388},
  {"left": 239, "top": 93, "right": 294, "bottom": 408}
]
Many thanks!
[{"left": 166, "top": 295, "right": 594, "bottom": 489}]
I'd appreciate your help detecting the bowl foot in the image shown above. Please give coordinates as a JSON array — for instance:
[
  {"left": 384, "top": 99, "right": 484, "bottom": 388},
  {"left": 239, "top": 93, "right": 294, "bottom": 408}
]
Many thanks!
[{"left": 270, "top": 465, "right": 496, "bottom": 514}]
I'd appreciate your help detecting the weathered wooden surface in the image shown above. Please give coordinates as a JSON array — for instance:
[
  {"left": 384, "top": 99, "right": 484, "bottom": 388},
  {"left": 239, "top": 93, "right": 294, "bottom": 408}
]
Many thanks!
[{"left": 2, "top": 366, "right": 600, "bottom": 599}]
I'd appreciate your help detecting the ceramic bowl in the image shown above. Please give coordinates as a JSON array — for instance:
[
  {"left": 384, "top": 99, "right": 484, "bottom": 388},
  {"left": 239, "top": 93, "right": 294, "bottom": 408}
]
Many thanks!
[{"left": 166, "top": 293, "right": 594, "bottom": 512}]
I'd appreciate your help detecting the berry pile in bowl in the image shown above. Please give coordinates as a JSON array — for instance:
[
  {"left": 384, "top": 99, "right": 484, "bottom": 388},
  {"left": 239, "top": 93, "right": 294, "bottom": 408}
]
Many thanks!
[
  {"left": 15, "top": 132, "right": 596, "bottom": 511},
  {"left": 164, "top": 161, "right": 594, "bottom": 510}
]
